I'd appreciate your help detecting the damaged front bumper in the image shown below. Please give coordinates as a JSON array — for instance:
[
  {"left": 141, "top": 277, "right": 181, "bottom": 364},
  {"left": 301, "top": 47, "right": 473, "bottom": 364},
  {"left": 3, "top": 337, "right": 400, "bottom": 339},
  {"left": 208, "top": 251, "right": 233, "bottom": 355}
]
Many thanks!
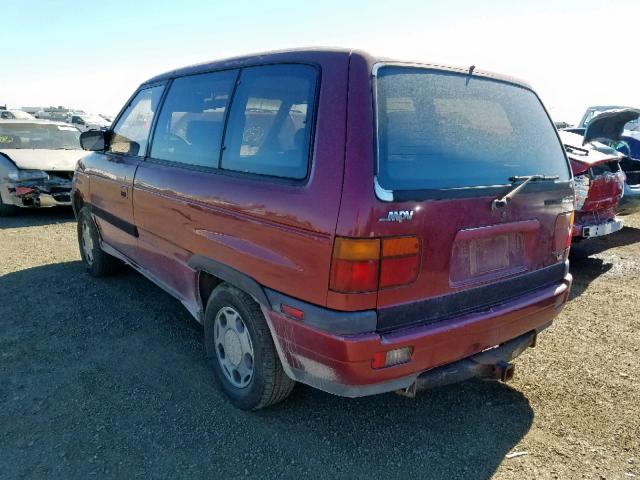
[{"left": 4, "top": 172, "right": 73, "bottom": 208}]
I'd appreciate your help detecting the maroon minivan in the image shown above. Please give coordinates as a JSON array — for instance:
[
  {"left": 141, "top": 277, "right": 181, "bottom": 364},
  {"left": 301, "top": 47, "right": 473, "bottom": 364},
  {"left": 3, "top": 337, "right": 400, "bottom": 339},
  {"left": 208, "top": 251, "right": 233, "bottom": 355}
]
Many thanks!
[{"left": 73, "top": 49, "right": 574, "bottom": 410}]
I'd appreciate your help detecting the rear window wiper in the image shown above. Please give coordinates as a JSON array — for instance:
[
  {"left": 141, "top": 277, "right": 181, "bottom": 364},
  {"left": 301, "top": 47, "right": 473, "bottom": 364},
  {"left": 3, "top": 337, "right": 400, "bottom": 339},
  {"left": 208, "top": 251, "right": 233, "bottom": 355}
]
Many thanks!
[{"left": 492, "top": 174, "right": 559, "bottom": 210}]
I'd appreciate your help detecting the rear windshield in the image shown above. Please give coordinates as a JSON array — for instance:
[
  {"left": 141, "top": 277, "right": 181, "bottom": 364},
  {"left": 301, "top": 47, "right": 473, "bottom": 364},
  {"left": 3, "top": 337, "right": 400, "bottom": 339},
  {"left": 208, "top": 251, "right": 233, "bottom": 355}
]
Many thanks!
[{"left": 375, "top": 67, "right": 570, "bottom": 191}]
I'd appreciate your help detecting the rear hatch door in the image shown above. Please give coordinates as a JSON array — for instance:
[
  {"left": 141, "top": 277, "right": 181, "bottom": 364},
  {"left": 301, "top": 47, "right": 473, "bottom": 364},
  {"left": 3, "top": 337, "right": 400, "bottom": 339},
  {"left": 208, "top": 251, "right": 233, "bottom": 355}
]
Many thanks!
[{"left": 369, "top": 66, "right": 573, "bottom": 330}]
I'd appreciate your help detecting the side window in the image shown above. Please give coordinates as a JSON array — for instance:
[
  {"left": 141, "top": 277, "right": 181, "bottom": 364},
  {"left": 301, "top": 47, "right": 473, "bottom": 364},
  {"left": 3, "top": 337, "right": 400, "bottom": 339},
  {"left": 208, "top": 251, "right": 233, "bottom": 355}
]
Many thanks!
[
  {"left": 221, "top": 64, "right": 317, "bottom": 179},
  {"left": 150, "top": 70, "right": 237, "bottom": 167},
  {"left": 109, "top": 86, "right": 164, "bottom": 156}
]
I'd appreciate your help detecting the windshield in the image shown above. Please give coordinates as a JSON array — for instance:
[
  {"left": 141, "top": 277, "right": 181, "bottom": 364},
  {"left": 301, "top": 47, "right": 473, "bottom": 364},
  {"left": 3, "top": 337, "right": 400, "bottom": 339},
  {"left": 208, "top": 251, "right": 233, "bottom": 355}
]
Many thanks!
[
  {"left": 0, "top": 123, "right": 81, "bottom": 150},
  {"left": 11, "top": 111, "right": 34, "bottom": 120},
  {"left": 375, "top": 67, "right": 570, "bottom": 191}
]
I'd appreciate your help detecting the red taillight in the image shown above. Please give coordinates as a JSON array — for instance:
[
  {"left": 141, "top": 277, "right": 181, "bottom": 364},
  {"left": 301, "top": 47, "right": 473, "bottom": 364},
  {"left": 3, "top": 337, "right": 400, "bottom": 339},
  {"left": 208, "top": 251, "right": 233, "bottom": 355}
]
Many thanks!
[
  {"left": 379, "top": 237, "right": 420, "bottom": 288},
  {"left": 553, "top": 211, "right": 575, "bottom": 252},
  {"left": 329, "top": 236, "right": 420, "bottom": 293},
  {"left": 329, "top": 238, "right": 380, "bottom": 293},
  {"left": 330, "top": 258, "right": 379, "bottom": 292}
]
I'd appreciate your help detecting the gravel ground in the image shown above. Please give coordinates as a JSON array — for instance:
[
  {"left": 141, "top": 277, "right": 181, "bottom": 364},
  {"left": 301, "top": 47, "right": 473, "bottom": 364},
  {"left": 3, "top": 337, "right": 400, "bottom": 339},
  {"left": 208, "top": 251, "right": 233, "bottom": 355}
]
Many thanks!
[{"left": 1, "top": 209, "right": 638, "bottom": 479}]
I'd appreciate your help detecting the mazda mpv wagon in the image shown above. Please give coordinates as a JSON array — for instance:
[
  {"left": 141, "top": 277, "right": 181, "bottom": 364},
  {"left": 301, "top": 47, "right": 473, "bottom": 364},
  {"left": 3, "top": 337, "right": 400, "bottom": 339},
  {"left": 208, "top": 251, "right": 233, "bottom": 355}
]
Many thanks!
[{"left": 73, "top": 49, "right": 574, "bottom": 410}]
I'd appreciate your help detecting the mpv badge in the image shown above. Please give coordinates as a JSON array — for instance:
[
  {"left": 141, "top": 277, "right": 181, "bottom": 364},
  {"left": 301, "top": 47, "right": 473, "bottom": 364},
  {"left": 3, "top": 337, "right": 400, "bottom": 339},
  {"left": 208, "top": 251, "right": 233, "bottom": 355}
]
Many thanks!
[{"left": 379, "top": 210, "right": 414, "bottom": 223}]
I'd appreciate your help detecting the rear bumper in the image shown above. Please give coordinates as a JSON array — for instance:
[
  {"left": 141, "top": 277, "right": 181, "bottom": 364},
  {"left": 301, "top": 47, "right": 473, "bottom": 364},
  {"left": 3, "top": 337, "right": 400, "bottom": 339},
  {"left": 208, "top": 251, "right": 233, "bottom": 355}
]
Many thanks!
[
  {"left": 264, "top": 273, "right": 572, "bottom": 398},
  {"left": 573, "top": 216, "right": 623, "bottom": 238}
]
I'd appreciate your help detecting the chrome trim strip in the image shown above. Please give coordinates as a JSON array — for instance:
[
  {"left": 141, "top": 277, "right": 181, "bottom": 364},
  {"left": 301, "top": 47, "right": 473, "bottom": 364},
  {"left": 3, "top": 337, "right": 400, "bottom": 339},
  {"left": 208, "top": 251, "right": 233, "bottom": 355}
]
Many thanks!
[{"left": 374, "top": 176, "right": 394, "bottom": 202}]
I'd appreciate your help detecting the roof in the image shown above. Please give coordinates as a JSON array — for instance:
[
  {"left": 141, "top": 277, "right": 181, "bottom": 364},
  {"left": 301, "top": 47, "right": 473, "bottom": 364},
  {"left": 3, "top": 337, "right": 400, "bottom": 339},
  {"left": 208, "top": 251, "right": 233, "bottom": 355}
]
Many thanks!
[
  {"left": 142, "top": 48, "right": 533, "bottom": 90},
  {"left": 143, "top": 47, "right": 352, "bottom": 84}
]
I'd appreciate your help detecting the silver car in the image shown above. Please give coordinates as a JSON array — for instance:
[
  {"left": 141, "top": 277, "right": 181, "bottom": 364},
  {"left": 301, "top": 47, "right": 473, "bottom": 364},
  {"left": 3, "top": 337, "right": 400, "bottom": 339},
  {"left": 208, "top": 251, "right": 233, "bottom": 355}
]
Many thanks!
[{"left": 0, "top": 119, "right": 83, "bottom": 215}]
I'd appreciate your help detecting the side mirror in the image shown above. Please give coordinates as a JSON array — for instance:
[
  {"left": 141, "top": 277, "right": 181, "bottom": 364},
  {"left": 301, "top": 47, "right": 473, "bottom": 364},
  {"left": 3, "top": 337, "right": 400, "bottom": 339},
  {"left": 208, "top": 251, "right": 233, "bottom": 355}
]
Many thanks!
[{"left": 80, "top": 130, "right": 107, "bottom": 151}]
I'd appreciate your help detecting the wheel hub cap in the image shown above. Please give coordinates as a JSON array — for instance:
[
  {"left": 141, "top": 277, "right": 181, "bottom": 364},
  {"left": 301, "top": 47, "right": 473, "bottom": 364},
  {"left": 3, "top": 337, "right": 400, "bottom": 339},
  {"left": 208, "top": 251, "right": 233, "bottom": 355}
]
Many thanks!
[
  {"left": 223, "top": 329, "right": 243, "bottom": 366},
  {"left": 213, "top": 307, "right": 254, "bottom": 389},
  {"left": 81, "top": 221, "right": 94, "bottom": 265}
]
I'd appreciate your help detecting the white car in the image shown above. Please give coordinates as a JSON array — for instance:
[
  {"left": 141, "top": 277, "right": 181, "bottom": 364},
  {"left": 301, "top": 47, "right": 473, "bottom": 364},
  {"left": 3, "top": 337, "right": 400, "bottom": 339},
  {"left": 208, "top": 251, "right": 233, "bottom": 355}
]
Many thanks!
[
  {"left": 0, "top": 119, "right": 84, "bottom": 215},
  {"left": 68, "top": 114, "right": 110, "bottom": 132},
  {"left": 0, "top": 110, "right": 36, "bottom": 120}
]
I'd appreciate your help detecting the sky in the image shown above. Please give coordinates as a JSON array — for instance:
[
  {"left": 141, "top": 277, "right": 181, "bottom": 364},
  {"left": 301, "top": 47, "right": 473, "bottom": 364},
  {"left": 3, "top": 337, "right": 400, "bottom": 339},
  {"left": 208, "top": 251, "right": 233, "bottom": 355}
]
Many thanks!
[{"left": 2, "top": 0, "right": 639, "bottom": 123}]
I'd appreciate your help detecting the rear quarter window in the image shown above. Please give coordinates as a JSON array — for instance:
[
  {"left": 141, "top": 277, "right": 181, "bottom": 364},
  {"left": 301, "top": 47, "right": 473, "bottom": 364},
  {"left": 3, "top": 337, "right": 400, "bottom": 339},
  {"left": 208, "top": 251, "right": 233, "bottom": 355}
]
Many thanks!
[
  {"left": 220, "top": 64, "right": 318, "bottom": 180},
  {"left": 375, "top": 67, "right": 570, "bottom": 191}
]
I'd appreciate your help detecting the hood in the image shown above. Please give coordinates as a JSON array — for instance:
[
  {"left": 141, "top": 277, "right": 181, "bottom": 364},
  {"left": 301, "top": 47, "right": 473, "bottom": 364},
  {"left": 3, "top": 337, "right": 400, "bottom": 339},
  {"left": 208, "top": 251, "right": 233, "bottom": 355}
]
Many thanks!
[
  {"left": 583, "top": 108, "right": 640, "bottom": 145},
  {"left": 0, "top": 149, "right": 84, "bottom": 171}
]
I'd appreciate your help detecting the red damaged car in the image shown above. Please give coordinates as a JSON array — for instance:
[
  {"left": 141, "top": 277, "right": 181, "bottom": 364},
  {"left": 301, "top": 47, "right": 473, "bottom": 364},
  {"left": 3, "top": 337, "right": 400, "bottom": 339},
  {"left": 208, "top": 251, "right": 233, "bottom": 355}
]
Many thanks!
[{"left": 559, "top": 117, "right": 627, "bottom": 240}]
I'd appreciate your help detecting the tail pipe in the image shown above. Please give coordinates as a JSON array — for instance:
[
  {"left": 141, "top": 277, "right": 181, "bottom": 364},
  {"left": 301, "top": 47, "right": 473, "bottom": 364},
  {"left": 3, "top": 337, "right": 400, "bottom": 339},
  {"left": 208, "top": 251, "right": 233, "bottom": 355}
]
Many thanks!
[{"left": 396, "top": 331, "right": 536, "bottom": 398}]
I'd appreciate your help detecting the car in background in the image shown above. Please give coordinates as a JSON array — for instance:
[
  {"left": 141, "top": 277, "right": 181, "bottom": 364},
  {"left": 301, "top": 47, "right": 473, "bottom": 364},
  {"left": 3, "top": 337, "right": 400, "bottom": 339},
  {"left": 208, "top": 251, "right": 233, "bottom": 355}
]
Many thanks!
[
  {"left": 564, "top": 108, "right": 640, "bottom": 217},
  {"left": 0, "top": 120, "right": 82, "bottom": 215},
  {"left": 68, "top": 114, "right": 110, "bottom": 132},
  {"left": 568, "top": 106, "right": 640, "bottom": 159},
  {"left": 560, "top": 129, "right": 625, "bottom": 240},
  {"left": 577, "top": 105, "right": 640, "bottom": 133},
  {"left": 0, "top": 109, "right": 36, "bottom": 120}
]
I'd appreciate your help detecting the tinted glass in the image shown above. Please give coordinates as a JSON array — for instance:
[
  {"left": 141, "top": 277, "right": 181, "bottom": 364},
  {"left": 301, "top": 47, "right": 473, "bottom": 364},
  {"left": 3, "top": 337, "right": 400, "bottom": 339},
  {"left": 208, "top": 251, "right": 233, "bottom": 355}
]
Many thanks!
[
  {"left": 109, "top": 86, "right": 163, "bottom": 156},
  {"left": 0, "top": 123, "right": 80, "bottom": 150},
  {"left": 376, "top": 67, "right": 570, "bottom": 190},
  {"left": 150, "top": 70, "right": 237, "bottom": 167},
  {"left": 221, "top": 64, "right": 317, "bottom": 179}
]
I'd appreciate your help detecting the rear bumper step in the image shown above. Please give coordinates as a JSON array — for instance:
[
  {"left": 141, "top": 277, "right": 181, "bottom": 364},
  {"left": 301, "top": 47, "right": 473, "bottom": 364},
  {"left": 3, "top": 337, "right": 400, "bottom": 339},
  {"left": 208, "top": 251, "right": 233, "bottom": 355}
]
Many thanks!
[{"left": 397, "top": 331, "right": 536, "bottom": 397}]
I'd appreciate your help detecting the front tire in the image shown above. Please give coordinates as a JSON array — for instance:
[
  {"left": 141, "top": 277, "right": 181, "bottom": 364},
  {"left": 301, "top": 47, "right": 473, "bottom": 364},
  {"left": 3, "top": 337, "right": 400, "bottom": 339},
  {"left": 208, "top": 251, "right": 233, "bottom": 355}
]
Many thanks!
[
  {"left": 204, "top": 284, "right": 295, "bottom": 410},
  {"left": 77, "top": 206, "right": 121, "bottom": 276}
]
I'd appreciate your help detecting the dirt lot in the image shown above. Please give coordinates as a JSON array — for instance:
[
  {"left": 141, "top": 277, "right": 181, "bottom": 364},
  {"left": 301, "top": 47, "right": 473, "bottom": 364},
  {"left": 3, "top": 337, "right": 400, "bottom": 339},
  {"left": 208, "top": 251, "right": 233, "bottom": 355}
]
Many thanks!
[{"left": 1, "top": 209, "right": 638, "bottom": 479}]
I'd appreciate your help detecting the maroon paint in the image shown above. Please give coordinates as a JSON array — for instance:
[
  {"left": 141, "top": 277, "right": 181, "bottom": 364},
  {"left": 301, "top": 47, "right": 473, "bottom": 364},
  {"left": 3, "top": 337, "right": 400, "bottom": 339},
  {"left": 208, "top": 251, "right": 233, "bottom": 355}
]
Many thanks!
[{"left": 74, "top": 49, "right": 573, "bottom": 395}]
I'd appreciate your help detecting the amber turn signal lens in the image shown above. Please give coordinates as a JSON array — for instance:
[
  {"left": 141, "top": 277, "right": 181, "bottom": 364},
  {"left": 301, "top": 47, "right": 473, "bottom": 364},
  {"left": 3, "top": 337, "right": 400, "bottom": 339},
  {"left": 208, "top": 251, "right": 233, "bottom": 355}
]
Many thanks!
[
  {"left": 332, "top": 238, "right": 380, "bottom": 261},
  {"left": 382, "top": 236, "right": 420, "bottom": 258}
]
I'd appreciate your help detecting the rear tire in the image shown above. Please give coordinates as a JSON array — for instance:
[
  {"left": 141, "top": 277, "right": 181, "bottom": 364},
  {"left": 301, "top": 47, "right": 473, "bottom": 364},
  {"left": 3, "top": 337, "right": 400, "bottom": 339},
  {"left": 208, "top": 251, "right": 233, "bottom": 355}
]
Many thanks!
[
  {"left": 77, "top": 206, "right": 121, "bottom": 276},
  {"left": 0, "top": 196, "right": 17, "bottom": 217},
  {"left": 204, "top": 283, "right": 295, "bottom": 410}
]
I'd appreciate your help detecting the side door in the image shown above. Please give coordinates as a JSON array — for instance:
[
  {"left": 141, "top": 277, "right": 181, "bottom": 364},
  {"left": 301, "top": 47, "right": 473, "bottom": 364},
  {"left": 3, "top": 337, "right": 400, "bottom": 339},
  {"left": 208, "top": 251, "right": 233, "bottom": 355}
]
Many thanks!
[
  {"left": 133, "top": 62, "right": 340, "bottom": 313},
  {"left": 84, "top": 84, "right": 164, "bottom": 259},
  {"left": 132, "top": 69, "right": 238, "bottom": 303}
]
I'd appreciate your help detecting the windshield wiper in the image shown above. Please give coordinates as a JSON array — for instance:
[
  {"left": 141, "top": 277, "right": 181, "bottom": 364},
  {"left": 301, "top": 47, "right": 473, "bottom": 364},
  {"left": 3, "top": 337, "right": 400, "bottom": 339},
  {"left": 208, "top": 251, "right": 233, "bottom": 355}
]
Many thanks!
[{"left": 492, "top": 174, "right": 559, "bottom": 210}]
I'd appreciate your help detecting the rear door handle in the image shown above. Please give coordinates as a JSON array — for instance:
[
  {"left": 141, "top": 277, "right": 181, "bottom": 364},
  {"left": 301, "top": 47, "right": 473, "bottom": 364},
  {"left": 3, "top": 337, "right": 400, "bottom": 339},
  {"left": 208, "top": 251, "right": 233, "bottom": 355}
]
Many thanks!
[{"left": 120, "top": 186, "right": 128, "bottom": 198}]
